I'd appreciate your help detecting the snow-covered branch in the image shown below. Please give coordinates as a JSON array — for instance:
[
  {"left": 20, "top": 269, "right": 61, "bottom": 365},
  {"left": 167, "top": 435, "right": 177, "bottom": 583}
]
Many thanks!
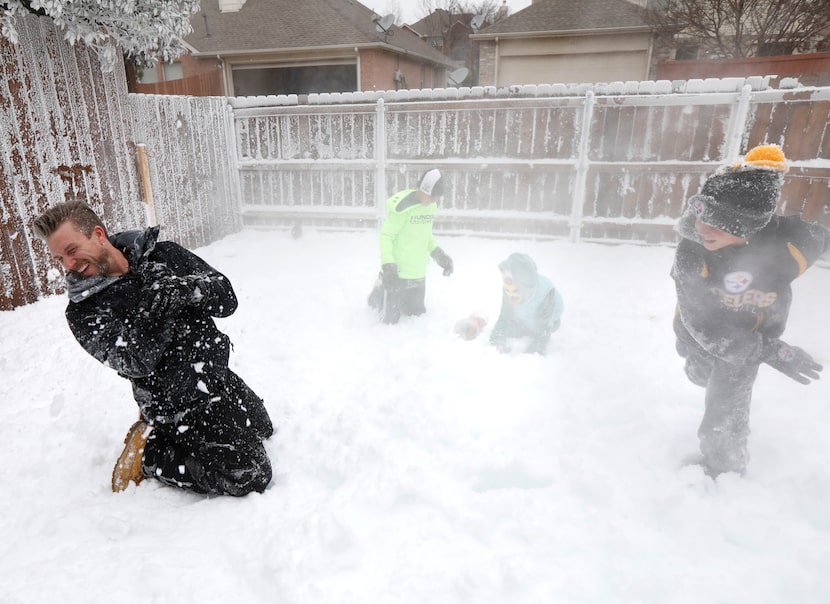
[{"left": 0, "top": 0, "right": 200, "bottom": 71}]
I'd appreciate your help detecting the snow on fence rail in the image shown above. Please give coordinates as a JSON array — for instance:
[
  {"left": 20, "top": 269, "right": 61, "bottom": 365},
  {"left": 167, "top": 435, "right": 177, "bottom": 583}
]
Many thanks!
[{"left": 230, "top": 79, "right": 830, "bottom": 245}]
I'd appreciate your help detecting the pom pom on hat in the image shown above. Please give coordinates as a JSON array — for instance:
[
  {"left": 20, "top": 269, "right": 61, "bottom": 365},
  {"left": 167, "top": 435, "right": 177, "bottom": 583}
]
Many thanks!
[
  {"left": 686, "top": 144, "right": 787, "bottom": 239},
  {"left": 732, "top": 144, "right": 788, "bottom": 172}
]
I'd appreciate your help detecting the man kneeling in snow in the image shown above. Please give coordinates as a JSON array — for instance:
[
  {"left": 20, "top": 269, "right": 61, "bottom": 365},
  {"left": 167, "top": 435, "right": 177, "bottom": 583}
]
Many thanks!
[{"left": 33, "top": 201, "right": 273, "bottom": 496}]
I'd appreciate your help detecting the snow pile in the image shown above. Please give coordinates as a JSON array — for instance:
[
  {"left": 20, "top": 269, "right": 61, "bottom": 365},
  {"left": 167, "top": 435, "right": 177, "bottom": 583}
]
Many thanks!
[{"left": 1, "top": 229, "right": 829, "bottom": 603}]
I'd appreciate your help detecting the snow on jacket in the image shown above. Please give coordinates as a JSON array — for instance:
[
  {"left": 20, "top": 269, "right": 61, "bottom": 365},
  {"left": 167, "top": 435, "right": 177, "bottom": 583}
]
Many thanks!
[
  {"left": 671, "top": 213, "right": 829, "bottom": 365},
  {"left": 379, "top": 189, "right": 438, "bottom": 279},
  {"left": 65, "top": 227, "right": 265, "bottom": 435}
]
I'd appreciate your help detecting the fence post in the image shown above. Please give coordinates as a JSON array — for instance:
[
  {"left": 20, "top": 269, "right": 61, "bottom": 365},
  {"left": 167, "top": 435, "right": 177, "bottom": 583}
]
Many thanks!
[
  {"left": 570, "top": 91, "right": 595, "bottom": 243},
  {"left": 225, "top": 101, "right": 243, "bottom": 231},
  {"left": 724, "top": 84, "right": 752, "bottom": 159},
  {"left": 135, "top": 143, "right": 157, "bottom": 226},
  {"left": 375, "top": 98, "right": 387, "bottom": 227}
]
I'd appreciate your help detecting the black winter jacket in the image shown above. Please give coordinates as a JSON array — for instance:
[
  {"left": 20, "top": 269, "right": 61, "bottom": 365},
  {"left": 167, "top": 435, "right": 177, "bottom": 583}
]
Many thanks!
[
  {"left": 65, "top": 227, "right": 259, "bottom": 435},
  {"left": 672, "top": 213, "right": 829, "bottom": 365}
]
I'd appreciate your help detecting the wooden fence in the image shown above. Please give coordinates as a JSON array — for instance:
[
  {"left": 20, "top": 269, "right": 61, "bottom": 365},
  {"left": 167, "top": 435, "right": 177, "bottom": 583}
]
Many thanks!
[
  {"left": 0, "top": 13, "right": 240, "bottom": 311},
  {"left": 657, "top": 52, "right": 830, "bottom": 87},
  {"left": 233, "top": 81, "right": 830, "bottom": 243},
  {"left": 125, "top": 93, "right": 241, "bottom": 248}
]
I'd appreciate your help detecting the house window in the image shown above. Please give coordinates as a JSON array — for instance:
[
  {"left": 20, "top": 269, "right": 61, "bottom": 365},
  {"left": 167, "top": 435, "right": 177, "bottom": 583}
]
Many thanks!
[
  {"left": 674, "top": 45, "right": 700, "bottom": 60},
  {"left": 162, "top": 62, "right": 183, "bottom": 81},
  {"left": 232, "top": 64, "right": 357, "bottom": 96},
  {"left": 137, "top": 67, "right": 160, "bottom": 84},
  {"left": 136, "top": 62, "right": 182, "bottom": 83}
]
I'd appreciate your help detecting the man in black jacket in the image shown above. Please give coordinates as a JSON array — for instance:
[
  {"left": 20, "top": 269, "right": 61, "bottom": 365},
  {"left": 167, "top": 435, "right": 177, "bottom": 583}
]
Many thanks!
[
  {"left": 33, "top": 201, "right": 273, "bottom": 496},
  {"left": 672, "top": 145, "right": 829, "bottom": 478}
]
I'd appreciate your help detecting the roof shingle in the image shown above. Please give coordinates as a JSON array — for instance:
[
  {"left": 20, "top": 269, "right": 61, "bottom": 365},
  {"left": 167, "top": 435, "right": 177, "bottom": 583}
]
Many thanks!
[
  {"left": 478, "top": 0, "right": 650, "bottom": 36},
  {"left": 186, "top": 0, "right": 452, "bottom": 65}
]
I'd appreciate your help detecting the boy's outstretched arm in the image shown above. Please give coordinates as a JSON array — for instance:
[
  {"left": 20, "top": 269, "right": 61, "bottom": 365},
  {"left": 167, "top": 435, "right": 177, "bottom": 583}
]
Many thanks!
[{"left": 763, "top": 339, "right": 823, "bottom": 384}]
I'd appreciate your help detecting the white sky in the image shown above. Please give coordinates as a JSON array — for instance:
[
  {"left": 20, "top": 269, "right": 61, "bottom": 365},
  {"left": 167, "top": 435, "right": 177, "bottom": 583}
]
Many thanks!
[{"left": 360, "top": 0, "right": 533, "bottom": 24}]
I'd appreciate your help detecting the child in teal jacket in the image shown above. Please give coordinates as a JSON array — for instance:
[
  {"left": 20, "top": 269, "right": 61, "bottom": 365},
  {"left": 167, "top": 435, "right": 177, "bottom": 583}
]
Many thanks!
[{"left": 489, "top": 253, "right": 564, "bottom": 355}]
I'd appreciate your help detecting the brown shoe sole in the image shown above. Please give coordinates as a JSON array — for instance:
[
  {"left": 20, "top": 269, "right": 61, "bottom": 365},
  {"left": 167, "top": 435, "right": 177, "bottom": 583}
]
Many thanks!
[{"left": 111, "top": 420, "right": 151, "bottom": 492}]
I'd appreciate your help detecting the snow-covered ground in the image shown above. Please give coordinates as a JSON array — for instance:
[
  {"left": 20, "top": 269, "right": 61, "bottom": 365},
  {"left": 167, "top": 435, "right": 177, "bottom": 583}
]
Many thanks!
[{"left": 2, "top": 228, "right": 829, "bottom": 604}]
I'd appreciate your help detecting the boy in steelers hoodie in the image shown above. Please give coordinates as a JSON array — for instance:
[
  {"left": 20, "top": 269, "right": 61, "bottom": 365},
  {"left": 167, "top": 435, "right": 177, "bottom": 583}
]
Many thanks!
[
  {"left": 368, "top": 168, "right": 454, "bottom": 324},
  {"left": 672, "top": 144, "right": 829, "bottom": 477}
]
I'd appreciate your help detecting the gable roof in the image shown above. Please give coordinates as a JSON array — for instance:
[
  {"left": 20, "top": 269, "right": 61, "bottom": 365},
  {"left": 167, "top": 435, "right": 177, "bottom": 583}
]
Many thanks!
[
  {"left": 185, "top": 0, "right": 453, "bottom": 65},
  {"left": 473, "top": 0, "right": 651, "bottom": 38},
  {"left": 407, "top": 8, "right": 474, "bottom": 38}
]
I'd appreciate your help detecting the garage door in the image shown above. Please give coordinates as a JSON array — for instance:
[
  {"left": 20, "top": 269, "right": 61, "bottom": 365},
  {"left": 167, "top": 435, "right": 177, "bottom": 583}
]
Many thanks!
[{"left": 499, "top": 51, "right": 648, "bottom": 86}]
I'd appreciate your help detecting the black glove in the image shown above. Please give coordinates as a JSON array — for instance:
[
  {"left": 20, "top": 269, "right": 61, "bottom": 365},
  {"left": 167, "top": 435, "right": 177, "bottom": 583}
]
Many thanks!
[
  {"left": 764, "top": 339, "right": 823, "bottom": 385},
  {"left": 431, "top": 247, "right": 453, "bottom": 276},
  {"left": 139, "top": 275, "right": 203, "bottom": 319},
  {"left": 381, "top": 263, "right": 400, "bottom": 289},
  {"left": 137, "top": 260, "right": 175, "bottom": 285}
]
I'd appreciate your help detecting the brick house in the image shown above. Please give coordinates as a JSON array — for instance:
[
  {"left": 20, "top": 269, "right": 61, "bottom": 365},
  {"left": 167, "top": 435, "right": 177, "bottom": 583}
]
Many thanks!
[
  {"left": 472, "top": 0, "right": 663, "bottom": 87},
  {"left": 128, "top": 0, "right": 455, "bottom": 96},
  {"left": 471, "top": 0, "right": 830, "bottom": 88}
]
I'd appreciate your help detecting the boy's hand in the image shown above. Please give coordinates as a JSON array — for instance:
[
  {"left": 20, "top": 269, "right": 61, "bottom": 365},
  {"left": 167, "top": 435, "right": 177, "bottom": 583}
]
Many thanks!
[
  {"left": 430, "top": 247, "right": 454, "bottom": 276},
  {"left": 764, "top": 340, "right": 823, "bottom": 384},
  {"left": 381, "top": 263, "right": 400, "bottom": 290}
]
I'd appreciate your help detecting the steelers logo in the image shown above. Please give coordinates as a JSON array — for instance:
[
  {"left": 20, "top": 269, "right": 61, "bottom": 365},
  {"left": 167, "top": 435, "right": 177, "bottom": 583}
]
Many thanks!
[{"left": 724, "top": 271, "right": 753, "bottom": 293}]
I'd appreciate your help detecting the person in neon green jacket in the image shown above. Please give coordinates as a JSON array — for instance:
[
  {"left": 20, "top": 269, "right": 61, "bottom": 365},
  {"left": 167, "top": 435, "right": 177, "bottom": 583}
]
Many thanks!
[{"left": 367, "top": 168, "right": 454, "bottom": 324}]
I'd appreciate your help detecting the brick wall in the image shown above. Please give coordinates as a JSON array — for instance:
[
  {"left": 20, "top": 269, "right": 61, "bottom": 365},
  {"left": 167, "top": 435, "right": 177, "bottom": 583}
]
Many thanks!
[
  {"left": 360, "top": 49, "right": 445, "bottom": 91},
  {"left": 478, "top": 41, "right": 496, "bottom": 86}
]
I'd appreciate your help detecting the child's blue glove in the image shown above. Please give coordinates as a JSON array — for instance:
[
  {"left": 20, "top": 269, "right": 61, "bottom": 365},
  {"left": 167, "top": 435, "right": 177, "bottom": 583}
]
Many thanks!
[{"left": 764, "top": 339, "right": 823, "bottom": 384}]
